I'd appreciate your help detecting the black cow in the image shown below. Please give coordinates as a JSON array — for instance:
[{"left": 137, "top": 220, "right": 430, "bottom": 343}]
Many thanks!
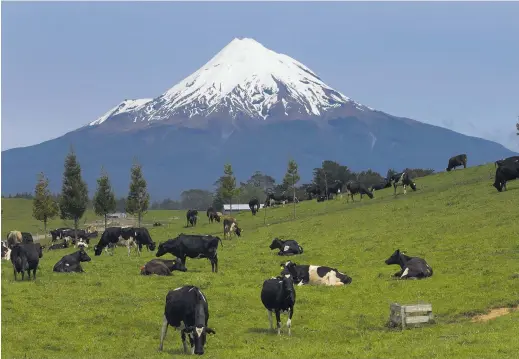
[
  {"left": 21, "top": 232, "right": 34, "bottom": 244},
  {"left": 446, "top": 154, "right": 467, "bottom": 172},
  {"left": 280, "top": 260, "right": 352, "bottom": 287},
  {"left": 158, "top": 286, "right": 216, "bottom": 355},
  {"left": 495, "top": 156, "right": 519, "bottom": 168},
  {"left": 223, "top": 217, "right": 242, "bottom": 239},
  {"left": 140, "top": 258, "right": 187, "bottom": 276},
  {"left": 390, "top": 171, "right": 417, "bottom": 195},
  {"left": 249, "top": 198, "right": 260, "bottom": 215},
  {"left": 156, "top": 234, "right": 223, "bottom": 273},
  {"left": 260, "top": 270, "right": 296, "bottom": 336},
  {"left": 493, "top": 161, "right": 519, "bottom": 192},
  {"left": 206, "top": 207, "right": 214, "bottom": 220},
  {"left": 370, "top": 179, "right": 392, "bottom": 192},
  {"left": 206, "top": 208, "right": 221, "bottom": 223},
  {"left": 269, "top": 238, "right": 304, "bottom": 256},
  {"left": 135, "top": 227, "right": 156, "bottom": 252},
  {"left": 384, "top": 249, "right": 433, "bottom": 279},
  {"left": 187, "top": 209, "right": 198, "bottom": 227},
  {"left": 94, "top": 227, "right": 138, "bottom": 256},
  {"left": 53, "top": 249, "right": 92, "bottom": 273},
  {"left": 10, "top": 243, "right": 44, "bottom": 280},
  {"left": 345, "top": 181, "right": 374, "bottom": 202},
  {"left": 47, "top": 241, "right": 69, "bottom": 251},
  {"left": 327, "top": 180, "right": 344, "bottom": 199}
]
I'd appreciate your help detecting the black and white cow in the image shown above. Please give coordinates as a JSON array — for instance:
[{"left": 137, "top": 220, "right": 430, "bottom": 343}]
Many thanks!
[
  {"left": 390, "top": 171, "right": 417, "bottom": 195},
  {"left": 260, "top": 270, "right": 296, "bottom": 336},
  {"left": 493, "top": 160, "right": 519, "bottom": 192},
  {"left": 156, "top": 234, "right": 223, "bottom": 273},
  {"left": 446, "top": 154, "right": 467, "bottom": 172},
  {"left": 94, "top": 227, "right": 138, "bottom": 256},
  {"left": 140, "top": 258, "right": 187, "bottom": 276},
  {"left": 280, "top": 260, "right": 352, "bottom": 287},
  {"left": 266, "top": 193, "right": 288, "bottom": 206},
  {"left": 269, "top": 238, "right": 304, "bottom": 256},
  {"left": 495, "top": 156, "right": 519, "bottom": 168},
  {"left": 10, "top": 243, "right": 44, "bottom": 280},
  {"left": 53, "top": 249, "right": 92, "bottom": 273},
  {"left": 1, "top": 241, "right": 11, "bottom": 260},
  {"left": 327, "top": 180, "right": 344, "bottom": 199},
  {"left": 384, "top": 249, "right": 433, "bottom": 279},
  {"left": 159, "top": 286, "right": 216, "bottom": 355},
  {"left": 50, "top": 227, "right": 74, "bottom": 242},
  {"left": 186, "top": 209, "right": 198, "bottom": 227},
  {"left": 223, "top": 217, "right": 242, "bottom": 240},
  {"left": 249, "top": 198, "right": 260, "bottom": 216},
  {"left": 345, "top": 181, "right": 374, "bottom": 202},
  {"left": 206, "top": 207, "right": 221, "bottom": 223}
]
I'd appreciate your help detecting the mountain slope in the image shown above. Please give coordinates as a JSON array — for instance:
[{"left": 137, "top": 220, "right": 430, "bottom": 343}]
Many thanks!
[{"left": 2, "top": 38, "right": 516, "bottom": 199}]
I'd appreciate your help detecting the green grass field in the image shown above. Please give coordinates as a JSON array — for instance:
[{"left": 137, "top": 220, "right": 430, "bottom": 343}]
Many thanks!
[{"left": 2, "top": 163, "right": 519, "bottom": 359}]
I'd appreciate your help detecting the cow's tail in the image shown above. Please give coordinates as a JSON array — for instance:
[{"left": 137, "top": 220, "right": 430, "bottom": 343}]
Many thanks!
[{"left": 218, "top": 236, "right": 223, "bottom": 249}]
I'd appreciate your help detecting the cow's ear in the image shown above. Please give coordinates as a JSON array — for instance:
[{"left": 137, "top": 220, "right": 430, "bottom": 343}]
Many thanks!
[{"left": 206, "top": 328, "right": 216, "bottom": 335}]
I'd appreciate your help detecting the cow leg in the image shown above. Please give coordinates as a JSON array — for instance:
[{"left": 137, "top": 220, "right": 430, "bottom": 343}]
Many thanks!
[
  {"left": 127, "top": 242, "right": 131, "bottom": 256},
  {"left": 287, "top": 307, "right": 293, "bottom": 336},
  {"left": 275, "top": 310, "right": 281, "bottom": 335},
  {"left": 403, "top": 184, "right": 407, "bottom": 195},
  {"left": 212, "top": 253, "right": 218, "bottom": 273},
  {"left": 181, "top": 331, "right": 189, "bottom": 354},
  {"left": 268, "top": 310, "right": 273, "bottom": 330},
  {"left": 158, "top": 315, "right": 168, "bottom": 351},
  {"left": 393, "top": 184, "right": 397, "bottom": 196},
  {"left": 13, "top": 268, "right": 17, "bottom": 281}
]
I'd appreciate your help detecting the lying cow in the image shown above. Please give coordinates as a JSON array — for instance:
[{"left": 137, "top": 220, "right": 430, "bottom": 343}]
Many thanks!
[
  {"left": 186, "top": 209, "right": 198, "bottom": 227},
  {"left": 223, "top": 217, "right": 242, "bottom": 240},
  {"left": 158, "top": 286, "right": 216, "bottom": 355},
  {"left": 140, "top": 258, "right": 187, "bottom": 276},
  {"left": 47, "top": 241, "right": 69, "bottom": 251},
  {"left": 53, "top": 249, "right": 92, "bottom": 273},
  {"left": 345, "top": 181, "right": 374, "bottom": 202},
  {"left": 280, "top": 260, "right": 352, "bottom": 286},
  {"left": 384, "top": 249, "right": 433, "bottom": 279},
  {"left": 156, "top": 234, "right": 223, "bottom": 273},
  {"left": 10, "top": 243, "right": 44, "bottom": 280},
  {"left": 446, "top": 154, "right": 467, "bottom": 172},
  {"left": 260, "top": 270, "right": 296, "bottom": 336},
  {"left": 390, "top": 171, "right": 417, "bottom": 195},
  {"left": 269, "top": 238, "right": 304, "bottom": 256},
  {"left": 249, "top": 198, "right": 260, "bottom": 216},
  {"left": 493, "top": 160, "right": 519, "bottom": 192}
]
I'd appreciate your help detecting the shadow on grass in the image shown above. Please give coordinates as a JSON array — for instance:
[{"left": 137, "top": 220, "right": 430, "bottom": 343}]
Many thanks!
[{"left": 247, "top": 327, "right": 277, "bottom": 335}]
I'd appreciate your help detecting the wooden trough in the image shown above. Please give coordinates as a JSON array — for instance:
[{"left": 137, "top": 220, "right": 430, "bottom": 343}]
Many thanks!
[{"left": 389, "top": 303, "right": 434, "bottom": 330}]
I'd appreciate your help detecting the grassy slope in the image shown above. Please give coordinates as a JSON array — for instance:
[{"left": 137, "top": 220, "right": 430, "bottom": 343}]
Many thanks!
[{"left": 2, "top": 164, "right": 519, "bottom": 359}]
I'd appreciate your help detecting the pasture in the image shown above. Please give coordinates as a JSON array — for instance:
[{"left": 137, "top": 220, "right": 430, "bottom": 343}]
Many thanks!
[{"left": 2, "top": 163, "right": 519, "bottom": 359}]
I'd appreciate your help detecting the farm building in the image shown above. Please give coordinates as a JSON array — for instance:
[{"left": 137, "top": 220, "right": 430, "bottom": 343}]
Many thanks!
[{"left": 223, "top": 203, "right": 264, "bottom": 214}]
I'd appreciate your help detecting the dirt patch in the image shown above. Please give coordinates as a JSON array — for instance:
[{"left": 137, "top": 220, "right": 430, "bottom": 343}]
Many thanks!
[{"left": 471, "top": 306, "right": 519, "bottom": 322}]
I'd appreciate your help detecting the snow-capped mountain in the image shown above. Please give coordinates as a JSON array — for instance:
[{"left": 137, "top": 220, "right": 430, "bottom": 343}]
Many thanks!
[{"left": 88, "top": 37, "right": 371, "bottom": 129}]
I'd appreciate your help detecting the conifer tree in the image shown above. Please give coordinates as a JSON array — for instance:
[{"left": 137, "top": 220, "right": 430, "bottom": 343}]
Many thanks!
[
  {"left": 283, "top": 159, "right": 300, "bottom": 218},
  {"left": 59, "top": 147, "right": 89, "bottom": 240},
  {"left": 32, "top": 172, "right": 59, "bottom": 238},
  {"left": 219, "top": 163, "right": 238, "bottom": 212},
  {"left": 93, "top": 167, "right": 116, "bottom": 229},
  {"left": 126, "top": 161, "right": 150, "bottom": 227}
]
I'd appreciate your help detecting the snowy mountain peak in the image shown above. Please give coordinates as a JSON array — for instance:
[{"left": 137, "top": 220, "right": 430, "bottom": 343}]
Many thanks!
[
  {"left": 89, "top": 37, "right": 371, "bottom": 128},
  {"left": 89, "top": 98, "right": 152, "bottom": 126}
]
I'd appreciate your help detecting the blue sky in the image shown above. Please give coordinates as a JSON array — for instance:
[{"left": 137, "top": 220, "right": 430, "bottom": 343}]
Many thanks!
[{"left": 2, "top": 1, "right": 518, "bottom": 152}]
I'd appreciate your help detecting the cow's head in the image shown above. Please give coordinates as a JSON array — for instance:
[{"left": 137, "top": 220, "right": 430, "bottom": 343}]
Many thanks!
[
  {"left": 446, "top": 167, "right": 452, "bottom": 172},
  {"left": 493, "top": 180, "right": 503, "bottom": 192},
  {"left": 94, "top": 245, "right": 103, "bottom": 256},
  {"left": 269, "top": 238, "right": 282, "bottom": 250},
  {"left": 336, "top": 271, "right": 353, "bottom": 284},
  {"left": 171, "top": 258, "right": 187, "bottom": 272},
  {"left": 79, "top": 249, "right": 92, "bottom": 262},
  {"left": 234, "top": 226, "right": 242, "bottom": 237},
  {"left": 384, "top": 249, "right": 401, "bottom": 265},
  {"left": 148, "top": 241, "right": 157, "bottom": 251},
  {"left": 183, "top": 325, "right": 216, "bottom": 355},
  {"left": 156, "top": 239, "right": 177, "bottom": 257},
  {"left": 410, "top": 182, "right": 417, "bottom": 191}
]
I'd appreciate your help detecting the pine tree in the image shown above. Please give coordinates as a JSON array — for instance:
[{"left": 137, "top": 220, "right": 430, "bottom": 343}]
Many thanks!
[
  {"left": 283, "top": 159, "right": 300, "bottom": 218},
  {"left": 220, "top": 163, "right": 238, "bottom": 212},
  {"left": 125, "top": 161, "right": 150, "bottom": 227},
  {"left": 32, "top": 172, "right": 59, "bottom": 238},
  {"left": 59, "top": 147, "right": 89, "bottom": 240},
  {"left": 93, "top": 168, "right": 116, "bottom": 229}
]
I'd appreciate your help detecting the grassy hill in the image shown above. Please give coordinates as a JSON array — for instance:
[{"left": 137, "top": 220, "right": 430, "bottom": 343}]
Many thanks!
[{"left": 2, "top": 163, "right": 519, "bottom": 359}]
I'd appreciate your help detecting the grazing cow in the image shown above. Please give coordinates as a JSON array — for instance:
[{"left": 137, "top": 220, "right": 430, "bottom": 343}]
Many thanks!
[
  {"left": 327, "top": 180, "right": 344, "bottom": 199},
  {"left": 1, "top": 241, "right": 11, "bottom": 260},
  {"left": 187, "top": 209, "right": 198, "bottom": 227},
  {"left": 223, "top": 217, "right": 242, "bottom": 240},
  {"left": 446, "top": 154, "right": 468, "bottom": 172},
  {"left": 134, "top": 227, "right": 156, "bottom": 252},
  {"left": 140, "top": 258, "right": 187, "bottom": 276},
  {"left": 10, "top": 243, "right": 44, "bottom": 280},
  {"left": 48, "top": 241, "right": 69, "bottom": 251},
  {"left": 269, "top": 238, "right": 304, "bottom": 256},
  {"left": 74, "top": 238, "right": 88, "bottom": 249},
  {"left": 249, "top": 198, "right": 260, "bottom": 216},
  {"left": 345, "top": 181, "right": 374, "bottom": 202},
  {"left": 158, "top": 286, "right": 216, "bottom": 355},
  {"left": 370, "top": 179, "right": 392, "bottom": 192},
  {"left": 384, "top": 249, "right": 433, "bottom": 279},
  {"left": 495, "top": 156, "right": 519, "bottom": 168},
  {"left": 94, "top": 227, "right": 138, "bottom": 256},
  {"left": 266, "top": 193, "right": 288, "bottom": 206},
  {"left": 280, "top": 260, "right": 352, "bottom": 287},
  {"left": 53, "top": 249, "right": 91, "bottom": 273},
  {"left": 206, "top": 207, "right": 221, "bottom": 224},
  {"left": 50, "top": 227, "right": 73, "bottom": 242},
  {"left": 390, "top": 171, "right": 417, "bottom": 195},
  {"left": 493, "top": 161, "right": 519, "bottom": 192},
  {"left": 156, "top": 234, "right": 223, "bottom": 273},
  {"left": 6, "top": 231, "right": 22, "bottom": 248},
  {"left": 260, "top": 271, "right": 296, "bottom": 336}
]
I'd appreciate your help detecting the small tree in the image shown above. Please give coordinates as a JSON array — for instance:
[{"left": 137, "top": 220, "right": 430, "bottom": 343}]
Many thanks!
[
  {"left": 93, "top": 168, "right": 116, "bottom": 229},
  {"left": 283, "top": 159, "right": 301, "bottom": 218},
  {"left": 126, "top": 161, "right": 150, "bottom": 227},
  {"left": 59, "top": 147, "right": 89, "bottom": 240},
  {"left": 220, "top": 163, "right": 238, "bottom": 212},
  {"left": 32, "top": 172, "right": 59, "bottom": 238}
]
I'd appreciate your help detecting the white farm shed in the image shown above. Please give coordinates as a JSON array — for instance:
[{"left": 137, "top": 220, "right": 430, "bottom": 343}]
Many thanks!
[{"left": 223, "top": 203, "right": 265, "bottom": 214}]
